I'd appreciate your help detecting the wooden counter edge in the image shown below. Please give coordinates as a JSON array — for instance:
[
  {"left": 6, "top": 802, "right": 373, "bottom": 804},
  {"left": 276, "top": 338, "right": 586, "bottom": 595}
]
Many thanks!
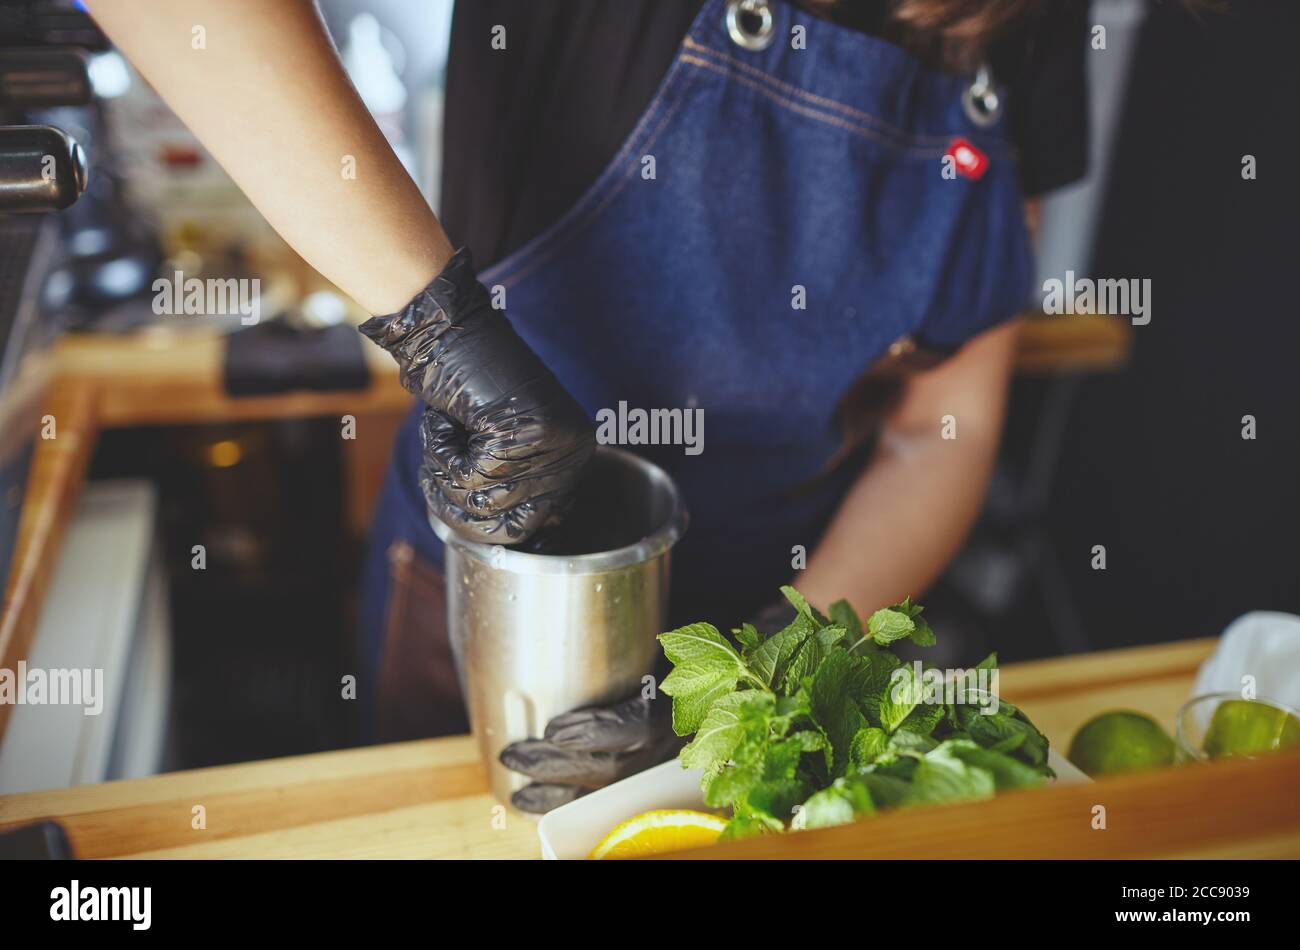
[
  {"left": 668, "top": 749, "right": 1300, "bottom": 860},
  {"left": 51, "top": 331, "right": 411, "bottom": 428},
  {"left": 0, "top": 381, "right": 99, "bottom": 742},
  {"left": 999, "top": 637, "right": 1217, "bottom": 702},
  {"left": 1014, "top": 312, "right": 1133, "bottom": 375}
]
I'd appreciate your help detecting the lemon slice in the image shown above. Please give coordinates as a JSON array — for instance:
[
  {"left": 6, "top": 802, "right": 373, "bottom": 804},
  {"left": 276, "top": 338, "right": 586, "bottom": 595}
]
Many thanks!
[{"left": 589, "top": 809, "right": 727, "bottom": 860}]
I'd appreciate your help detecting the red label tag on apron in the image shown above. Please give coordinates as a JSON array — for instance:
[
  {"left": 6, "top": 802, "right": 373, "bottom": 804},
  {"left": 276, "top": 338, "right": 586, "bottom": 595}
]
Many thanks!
[{"left": 946, "top": 138, "right": 988, "bottom": 180}]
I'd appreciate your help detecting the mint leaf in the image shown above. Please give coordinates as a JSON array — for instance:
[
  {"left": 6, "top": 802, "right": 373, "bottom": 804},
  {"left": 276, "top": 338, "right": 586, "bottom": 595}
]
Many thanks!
[
  {"left": 793, "top": 728, "right": 829, "bottom": 753},
  {"left": 858, "top": 770, "right": 912, "bottom": 808},
  {"left": 909, "top": 615, "right": 936, "bottom": 647},
  {"left": 658, "top": 622, "right": 746, "bottom": 671},
  {"left": 976, "top": 651, "right": 998, "bottom": 670},
  {"left": 719, "top": 813, "right": 781, "bottom": 841},
  {"left": 746, "top": 778, "right": 809, "bottom": 823},
  {"left": 780, "top": 635, "right": 824, "bottom": 693},
  {"left": 959, "top": 706, "right": 1050, "bottom": 766},
  {"left": 791, "top": 725, "right": 832, "bottom": 775},
  {"left": 781, "top": 586, "right": 831, "bottom": 627},
  {"left": 780, "top": 585, "right": 814, "bottom": 618},
  {"left": 680, "top": 691, "right": 773, "bottom": 773},
  {"left": 704, "top": 743, "right": 765, "bottom": 808},
  {"left": 764, "top": 736, "right": 805, "bottom": 780},
  {"left": 873, "top": 753, "right": 920, "bottom": 780},
  {"left": 879, "top": 662, "right": 922, "bottom": 732},
  {"left": 897, "top": 699, "right": 945, "bottom": 737},
  {"left": 658, "top": 623, "right": 753, "bottom": 734},
  {"left": 994, "top": 698, "right": 1022, "bottom": 717},
  {"left": 943, "top": 739, "right": 1046, "bottom": 789},
  {"left": 701, "top": 723, "right": 792, "bottom": 808},
  {"left": 868, "top": 605, "right": 915, "bottom": 645},
  {"left": 732, "top": 623, "right": 761, "bottom": 653},
  {"left": 723, "top": 736, "right": 809, "bottom": 820},
  {"left": 970, "top": 716, "right": 1027, "bottom": 754},
  {"left": 810, "top": 650, "right": 867, "bottom": 776},
  {"left": 888, "top": 729, "right": 939, "bottom": 754},
  {"left": 905, "top": 743, "right": 997, "bottom": 805},
  {"left": 695, "top": 699, "right": 814, "bottom": 811},
  {"left": 898, "top": 598, "right": 937, "bottom": 647},
  {"left": 776, "top": 688, "right": 811, "bottom": 719},
  {"left": 815, "top": 624, "right": 847, "bottom": 650},
  {"left": 659, "top": 670, "right": 736, "bottom": 737},
  {"left": 849, "top": 726, "right": 888, "bottom": 769},
  {"left": 846, "top": 651, "right": 902, "bottom": 726},
  {"left": 828, "top": 598, "right": 865, "bottom": 644},
  {"left": 867, "top": 599, "right": 938, "bottom": 647},
  {"left": 747, "top": 614, "right": 813, "bottom": 687},
  {"left": 798, "top": 776, "right": 874, "bottom": 830},
  {"left": 779, "top": 624, "right": 845, "bottom": 693}
]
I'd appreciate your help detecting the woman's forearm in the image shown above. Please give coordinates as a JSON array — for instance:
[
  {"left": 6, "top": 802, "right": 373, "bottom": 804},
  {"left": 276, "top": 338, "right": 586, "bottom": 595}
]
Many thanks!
[
  {"left": 85, "top": 0, "right": 453, "bottom": 314},
  {"left": 796, "top": 321, "right": 1020, "bottom": 616}
]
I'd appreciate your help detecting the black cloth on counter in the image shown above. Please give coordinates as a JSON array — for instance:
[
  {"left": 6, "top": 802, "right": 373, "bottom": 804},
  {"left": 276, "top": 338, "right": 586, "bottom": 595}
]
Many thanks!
[
  {"left": 223, "top": 321, "right": 370, "bottom": 397},
  {"left": 441, "top": 0, "right": 1090, "bottom": 268}
]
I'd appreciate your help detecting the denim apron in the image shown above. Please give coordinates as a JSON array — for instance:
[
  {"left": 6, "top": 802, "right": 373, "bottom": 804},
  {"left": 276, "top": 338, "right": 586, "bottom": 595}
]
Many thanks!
[{"left": 360, "top": 0, "right": 1033, "bottom": 738}]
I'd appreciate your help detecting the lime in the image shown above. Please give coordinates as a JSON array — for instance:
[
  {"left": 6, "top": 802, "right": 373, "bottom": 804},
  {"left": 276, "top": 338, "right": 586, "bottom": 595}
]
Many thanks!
[
  {"left": 1202, "top": 699, "right": 1300, "bottom": 759},
  {"left": 1067, "top": 711, "right": 1176, "bottom": 777}
]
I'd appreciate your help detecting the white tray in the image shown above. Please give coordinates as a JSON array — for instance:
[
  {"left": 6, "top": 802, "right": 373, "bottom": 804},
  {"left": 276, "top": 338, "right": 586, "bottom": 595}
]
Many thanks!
[{"left": 538, "top": 749, "right": 1088, "bottom": 860}]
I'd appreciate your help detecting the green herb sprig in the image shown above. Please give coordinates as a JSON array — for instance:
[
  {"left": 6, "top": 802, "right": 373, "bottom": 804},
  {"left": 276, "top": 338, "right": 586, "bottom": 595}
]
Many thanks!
[{"left": 657, "top": 587, "right": 1054, "bottom": 839}]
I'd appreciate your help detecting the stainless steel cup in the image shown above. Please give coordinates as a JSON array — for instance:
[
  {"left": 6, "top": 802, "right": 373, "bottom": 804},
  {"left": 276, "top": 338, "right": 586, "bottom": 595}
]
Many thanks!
[{"left": 430, "top": 447, "right": 688, "bottom": 809}]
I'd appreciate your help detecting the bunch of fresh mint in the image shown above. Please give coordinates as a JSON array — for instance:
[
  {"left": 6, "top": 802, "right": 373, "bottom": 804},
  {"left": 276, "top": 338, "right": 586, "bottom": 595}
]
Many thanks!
[{"left": 657, "top": 586, "right": 1054, "bottom": 839}]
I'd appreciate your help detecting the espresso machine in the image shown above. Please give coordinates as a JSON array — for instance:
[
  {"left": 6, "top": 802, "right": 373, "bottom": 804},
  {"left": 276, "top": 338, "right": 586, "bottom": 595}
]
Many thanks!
[{"left": 0, "top": 0, "right": 100, "bottom": 589}]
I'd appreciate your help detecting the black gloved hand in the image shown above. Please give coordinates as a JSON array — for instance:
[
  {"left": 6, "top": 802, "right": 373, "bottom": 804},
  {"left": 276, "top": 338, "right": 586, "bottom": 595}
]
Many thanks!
[
  {"left": 499, "top": 599, "right": 798, "bottom": 814},
  {"left": 359, "top": 248, "right": 595, "bottom": 544},
  {"left": 499, "top": 692, "right": 685, "bottom": 814}
]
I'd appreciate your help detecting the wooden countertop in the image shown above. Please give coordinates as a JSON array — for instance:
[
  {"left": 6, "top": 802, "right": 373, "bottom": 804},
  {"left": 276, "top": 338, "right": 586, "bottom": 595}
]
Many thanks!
[
  {"left": 0, "top": 636, "right": 1222, "bottom": 860},
  {"left": 48, "top": 326, "right": 409, "bottom": 428}
]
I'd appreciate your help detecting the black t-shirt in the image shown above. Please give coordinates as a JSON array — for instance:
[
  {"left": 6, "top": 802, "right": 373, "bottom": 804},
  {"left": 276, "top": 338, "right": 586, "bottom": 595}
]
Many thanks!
[{"left": 441, "top": 0, "right": 1089, "bottom": 269}]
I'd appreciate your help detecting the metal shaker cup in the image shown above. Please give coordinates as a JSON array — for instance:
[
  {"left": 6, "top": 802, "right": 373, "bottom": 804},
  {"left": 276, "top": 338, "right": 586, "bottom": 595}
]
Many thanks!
[{"left": 431, "top": 447, "right": 688, "bottom": 808}]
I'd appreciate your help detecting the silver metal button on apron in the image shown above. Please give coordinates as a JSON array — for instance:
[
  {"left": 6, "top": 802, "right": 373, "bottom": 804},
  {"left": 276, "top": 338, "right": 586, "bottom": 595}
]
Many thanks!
[
  {"left": 726, "top": 0, "right": 775, "bottom": 51},
  {"left": 963, "top": 64, "right": 1001, "bottom": 127}
]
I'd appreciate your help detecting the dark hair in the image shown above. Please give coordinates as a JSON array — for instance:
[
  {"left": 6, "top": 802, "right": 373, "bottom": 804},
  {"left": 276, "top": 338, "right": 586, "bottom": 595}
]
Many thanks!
[
  {"left": 805, "top": 0, "right": 1216, "bottom": 73},
  {"left": 801, "top": 0, "right": 1036, "bottom": 72},
  {"left": 888, "top": 0, "right": 1035, "bottom": 37}
]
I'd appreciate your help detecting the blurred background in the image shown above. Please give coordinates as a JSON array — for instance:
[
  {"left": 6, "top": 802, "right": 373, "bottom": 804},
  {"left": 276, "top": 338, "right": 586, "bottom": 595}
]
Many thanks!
[{"left": 0, "top": 0, "right": 1295, "bottom": 793}]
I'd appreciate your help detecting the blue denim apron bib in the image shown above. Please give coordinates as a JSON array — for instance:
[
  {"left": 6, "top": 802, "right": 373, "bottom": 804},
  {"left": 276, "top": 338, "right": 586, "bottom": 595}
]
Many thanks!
[{"left": 361, "top": 0, "right": 1032, "bottom": 725}]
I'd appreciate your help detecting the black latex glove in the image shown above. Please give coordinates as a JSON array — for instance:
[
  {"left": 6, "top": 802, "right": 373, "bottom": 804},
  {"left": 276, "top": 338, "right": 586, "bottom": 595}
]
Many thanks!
[
  {"left": 499, "top": 692, "right": 685, "bottom": 814},
  {"left": 359, "top": 248, "right": 595, "bottom": 544},
  {"left": 499, "top": 601, "right": 797, "bottom": 814}
]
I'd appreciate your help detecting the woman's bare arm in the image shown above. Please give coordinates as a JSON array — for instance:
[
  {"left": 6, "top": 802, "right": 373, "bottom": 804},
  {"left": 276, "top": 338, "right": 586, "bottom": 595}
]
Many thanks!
[
  {"left": 85, "top": 0, "right": 453, "bottom": 314},
  {"left": 795, "top": 320, "right": 1020, "bottom": 616}
]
